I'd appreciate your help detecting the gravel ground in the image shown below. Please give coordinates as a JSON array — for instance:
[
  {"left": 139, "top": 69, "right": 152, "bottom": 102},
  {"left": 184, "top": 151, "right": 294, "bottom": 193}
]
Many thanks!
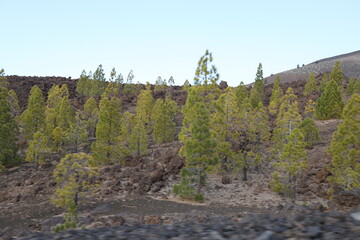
[{"left": 18, "top": 208, "right": 360, "bottom": 240}]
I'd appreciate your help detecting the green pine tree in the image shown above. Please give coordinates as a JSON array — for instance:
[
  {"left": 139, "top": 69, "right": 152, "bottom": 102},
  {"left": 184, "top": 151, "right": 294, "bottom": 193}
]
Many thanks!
[
  {"left": 235, "top": 81, "right": 249, "bottom": 108},
  {"left": 0, "top": 69, "right": 9, "bottom": 88},
  {"left": 52, "top": 126, "right": 64, "bottom": 153},
  {"left": 82, "top": 97, "right": 99, "bottom": 138},
  {"left": 330, "top": 61, "right": 344, "bottom": 84},
  {"left": 272, "top": 128, "right": 307, "bottom": 201},
  {"left": 269, "top": 75, "right": 283, "bottom": 115},
  {"left": 76, "top": 70, "right": 89, "bottom": 96},
  {"left": 129, "top": 115, "right": 149, "bottom": 156},
  {"left": 90, "top": 64, "right": 107, "bottom": 97},
  {"left": 210, "top": 90, "right": 232, "bottom": 172},
  {"left": 299, "top": 117, "right": 320, "bottom": 147},
  {"left": 51, "top": 153, "right": 98, "bottom": 231},
  {"left": 7, "top": 89, "right": 20, "bottom": 119},
  {"left": 136, "top": 88, "right": 154, "bottom": 127},
  {"left": 91, "top": 83, "right": 122, "bottom": 164},
  {"left": 347, "top": 77, "right": 360, "bottom": 95},
  {"left": 25, "top": 131, "right": 49, "bottom": 167},
  {"left": 194, "top": 50, "right": 219, "bottom": 85},
  {"left": 304, "top": 99, "right": 316, "bottom": 118},
  {"left": 327, "top": 93, "right": 360, "bottom": 190},
  {"left": 175, "top": 87, "right": 217, "bottom": 200},
  {"left": 303, "top": 72, "right": 317, "bottom": 96},
  {"left": 0, "top": 87, "right": 19, "bottom": 170},
  {"left": 319, "top": 73, "right": 330, "bottom": 92},
  {"left": 152, "top": 96, "right": 178, "bottom": 143},
  {"left": 272, "top": 88, "right": 302, "bottom": 154},
  {"left": 250, "top": 63, "right": 265, "bottom": 109},
  {"left": 20, "top": 85, "right": 46, "bottom": 138},
  {"left": 66, "top": 114, "right": 88, "bottom": 153},
  {"left": 182, "top": 79, "right": 190, "bottom": 91},
  {"left": 117, "top": 111, "right": 133, "bottom": 161},
  {"left": 315, "top": 79, "right": 344, "bottom": 120}
]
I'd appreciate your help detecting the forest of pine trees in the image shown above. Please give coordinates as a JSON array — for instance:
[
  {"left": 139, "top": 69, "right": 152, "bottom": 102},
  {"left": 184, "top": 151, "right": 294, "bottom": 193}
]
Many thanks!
[{"left": 1, "top": 55, "right": 360, "bottom": 228}]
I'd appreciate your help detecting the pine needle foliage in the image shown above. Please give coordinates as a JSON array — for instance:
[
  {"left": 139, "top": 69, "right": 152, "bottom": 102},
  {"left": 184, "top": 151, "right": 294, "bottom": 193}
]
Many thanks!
[
  {"left": 303, "top": 72, "right": 317, "bottom": 96},
  {"left": 327, "top": 93, "right": 360, "bottom": 190},
  {"left": 272, "top": 88, "right": 302, "bottom": 154},
  {"left": 52, "top": 153, "right": 98, "bottom": 231},
  {"left": 269, "top": 75, "right": 283, "bottom": 115},
  {"left": 315, "top": 79, "right": 344, "bottom": 120},
  {"left": 20, "top": 85, "right": 45, "bottom": 139}
]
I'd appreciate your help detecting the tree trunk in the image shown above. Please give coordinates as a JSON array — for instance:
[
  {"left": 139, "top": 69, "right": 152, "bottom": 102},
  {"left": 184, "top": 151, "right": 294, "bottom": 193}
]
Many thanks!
[
  {"left": 292, "top": 175, "right": 297, "bottom": 203},
  {"left": 197, "top": 168, "right": 201, "bottom": 194},
  {"left": 243, "top": 166, "right": 248, "bottom": 181}
]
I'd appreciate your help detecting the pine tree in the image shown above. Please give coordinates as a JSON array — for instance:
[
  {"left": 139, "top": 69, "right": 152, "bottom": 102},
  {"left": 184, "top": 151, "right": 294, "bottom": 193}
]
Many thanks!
[
  {"left": 154, "top": 76, "right": 167, "bottom": 92},
  {"left": 152, "top": 96, "right": 178, "bottom": 143},
  {"left": 269, "top": 75, "right": 283, "bottom": 115},
  {"left": 272, "top": 128, "right": 307, "bottom": 201},
  {"left": 303, "top": 72, "right": 317, "bottom": 96},
  {"left": 0, "top": 69, "right": 9, "bottom": 88},
  {"left": 315, "top": 79, "right": 344, "bottom": 120},
  {"left": 182, "top": 79, "right": 190, "bottom": 91},
  {"left": 45, "top": 85, "right": 62, "bottom": 136},
  {"left": 235, "top": 81, "right": 249, "bottom": 108},
  {"left": 168, "top": 76, "right": 175, "bottom": 86},
  {"left": 175, "top": 87, "right": 217, "bottom": 200},
  {"left": 347, "top": 77, "right": 360, "bottom": 95},
  {"left": 272, "top": 88, "right": 302, "bottom": 154},
  {"left": 136, "top": 88, "right": 154, "bottom": 127},
  {"left": 90, "top": 64, "right": 107, "bottom": 97},
  {"left": 193, "top": 50, "right": 221, "bottom": 112},
  {"left": 117, "top": 111, "right": 133, "bottom": 161},
  {"left": 51, "top": 153, "right": 98, "bottom": 231},
  {"left": 319, "top": 73, "right": 330, "bottom": 92},
  {"left": 52, "top": 126, "right": 64, "bottom": 153},
  {"left": 250, "top": 63, "right": 265, "bottom": 108},
  {"left": 7, "top": 89, "right": 20, "bottom": 119},
  {"left": 327, "top": 93, "right": 360, "bottom": 190},
  {"left": 229, "top": 97, "right": 269, "bottom": 181},
  {"left": 76, "top": 70, "right": 89, "bottom": 96},
  {"left": 66, "top": 114, "right": 88, "bottom": 153},
  {"left": 299, "top": 117, "right": 320, "bottom": 147},
  {"left": 330, "top": 61, "right": 344, "bottom": 84},
  {"left": 0, "top": 87, "right": 19, "bottom": 169},
  {"left": 20, "top": 85, "right": 46, "bottom": 138},
  {"left": 25, "top": 131, "right": 49, "bottom": 167},
  {"left": 251, "top": 102, "right": 271, "bottom": 170},
  {"left": 91, "top": 83, "right": 122, "bottom": 164},
  {"left": 82, "top": 97, "right": 99, "bottom": 138},
  {"left": 304, "top": 99, "right": 316, "bottom": 118},
  {"left": 129, "top": 115, "right": 149, "bottom": 156},
  {"left": 211, "top": 90, "right": 233, "bottom": 172},
  {"left": 57, "top": 95, "right": 75, "bottom": 133},
  {"left": 194, "top": 50, "right": 219, "bottom": 85}
]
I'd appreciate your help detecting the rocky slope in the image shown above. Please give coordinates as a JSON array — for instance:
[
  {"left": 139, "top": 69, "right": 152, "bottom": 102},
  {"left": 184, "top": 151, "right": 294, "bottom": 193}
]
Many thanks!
[{"left": 265, "top": 50, "right": 360, "bottom": 84}]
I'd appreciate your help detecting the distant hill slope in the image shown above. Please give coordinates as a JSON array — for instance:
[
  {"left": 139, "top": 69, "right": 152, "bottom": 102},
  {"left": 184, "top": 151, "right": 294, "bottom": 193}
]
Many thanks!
[{"left": 265, "top": 50, "right": 360, "bottom": 84}]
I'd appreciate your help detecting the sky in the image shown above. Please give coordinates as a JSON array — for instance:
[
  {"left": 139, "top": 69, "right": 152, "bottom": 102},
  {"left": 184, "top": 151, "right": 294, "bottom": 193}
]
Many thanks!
[{"left": 1, "top": 0, "right": 360, "bottom": 86}]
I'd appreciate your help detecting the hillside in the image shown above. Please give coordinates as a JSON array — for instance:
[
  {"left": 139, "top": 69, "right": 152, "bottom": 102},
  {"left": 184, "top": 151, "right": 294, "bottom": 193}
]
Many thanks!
[
  {"left": 1, "top": 63, "right": 360, "bottom": 239},
  {"left": 265, "top": 50, "right": 360, "bottom": 84}
]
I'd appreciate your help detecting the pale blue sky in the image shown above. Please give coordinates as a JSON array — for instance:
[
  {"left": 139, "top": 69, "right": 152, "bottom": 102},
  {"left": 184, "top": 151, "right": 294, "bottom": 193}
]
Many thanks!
[{"left": 1, "top": 0, "right": 359, "bottom": 86}]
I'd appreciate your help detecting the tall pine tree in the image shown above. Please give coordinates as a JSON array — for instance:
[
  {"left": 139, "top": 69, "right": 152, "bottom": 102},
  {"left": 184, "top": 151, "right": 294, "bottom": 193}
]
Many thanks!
[
  {"left": 0, "top": 86, "right": 19, "bottom": 169},
  {"left": 327, "top": 93, "right": 360, "bottom": 190},
  {"left": 303, "top": 72, "right": 317, "bottom": 96},
  {"left": 315, "top": 79, "right": 344, "bottom": 120},
  {"left": 272, "top": 88, "right": 302, "bottom": 154},
  {"left": 91, "top": 83, "right": 122, "bottom": 164},
  {"left": 269, "top": 75, "right": 283, "bottom": 115},
  {"left": 250, "top": 63, "right": 265, "bottom": 109},
  {"left": 20, "top": 85, "right": 45, "bottom": 138}
]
